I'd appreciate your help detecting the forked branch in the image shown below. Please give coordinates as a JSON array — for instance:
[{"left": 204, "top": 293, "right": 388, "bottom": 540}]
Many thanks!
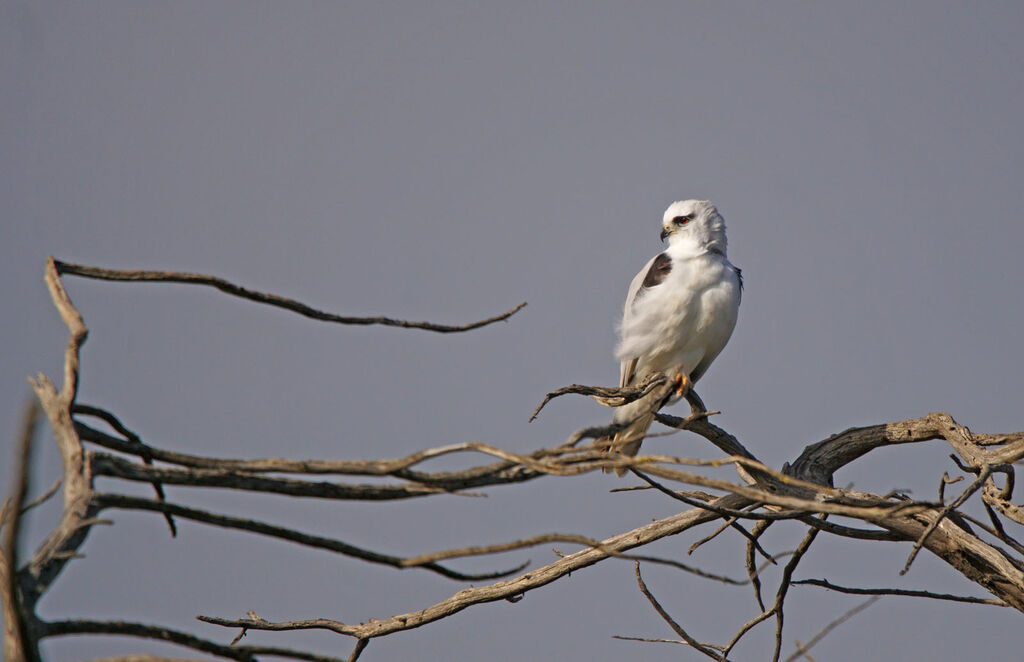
[{"left": 9, "top": 257, "right": 1024, "bottom": 661}]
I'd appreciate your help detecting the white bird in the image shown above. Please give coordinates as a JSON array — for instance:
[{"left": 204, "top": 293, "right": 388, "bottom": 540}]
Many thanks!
[{"left": 600, "top": 200, "right": 742, "bottom": 474}]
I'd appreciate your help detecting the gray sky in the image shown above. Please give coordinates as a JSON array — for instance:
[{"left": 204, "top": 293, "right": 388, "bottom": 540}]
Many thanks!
[{"left": 3, "top": 2, "right": 1023, "bottom": 660}]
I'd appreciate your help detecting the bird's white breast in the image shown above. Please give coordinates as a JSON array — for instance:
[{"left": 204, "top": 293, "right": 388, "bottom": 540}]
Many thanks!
[{"left": 616, "top": 251, "right": 741, "bottom": 382}]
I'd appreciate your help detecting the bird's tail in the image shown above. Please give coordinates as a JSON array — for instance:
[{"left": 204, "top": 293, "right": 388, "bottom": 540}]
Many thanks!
[{"left": 599, "top": 394, "right": 658, "bottom": 477}]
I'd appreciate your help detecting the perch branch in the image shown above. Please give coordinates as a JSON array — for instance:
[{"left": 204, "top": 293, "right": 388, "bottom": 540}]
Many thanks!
[{"left": 529, "top": 374, "right": 667, "bottom": 421}]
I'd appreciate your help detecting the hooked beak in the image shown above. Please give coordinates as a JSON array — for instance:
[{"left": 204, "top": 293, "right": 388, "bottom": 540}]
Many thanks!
[{"left": 660, "top": 228, "right": 669, "bottom": 242}]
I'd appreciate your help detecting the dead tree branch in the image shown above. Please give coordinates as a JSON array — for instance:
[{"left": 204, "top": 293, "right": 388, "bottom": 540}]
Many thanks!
[
  {"left": 52, "top": 259, "right": 526, "bottom": 334},
  {"left": 2, "top": 399, "right": 41, "bottom": 662},
  {"left": 632, "top": 561, "right": 727, "bottom": 660},
  {"left": 11, "top": 257, "right": 1024, "bottom": 660},
  {"left": 792, "top": 578, "right": 1007, "bottom": 606}
]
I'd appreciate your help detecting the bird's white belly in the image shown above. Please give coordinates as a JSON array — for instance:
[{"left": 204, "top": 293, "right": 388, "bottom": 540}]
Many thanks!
[{"left": 619, "top": 257, "right": 740, "bottom": 383}]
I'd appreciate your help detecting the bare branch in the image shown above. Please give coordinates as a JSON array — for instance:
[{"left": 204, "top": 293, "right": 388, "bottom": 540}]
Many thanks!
[
  {"left": 89, "top": 452, "right": 461, "bottom": 500},
  {"left": 41, "top": 619, "right": 342, "bottom": 662},
  {"left": 2, "top": 399, "right": 41, "bottom": 662},
  {"left": 400, "top": 531, "right": 748, "bottom": 583},
  {"left": 611, "top": 635, "right": 689, "bottom": 645},
  {"left": 746, "top": 520, "right": 772, "bottom": 611},
  {"left": 632, "top": 562, "right": 726, "bottom": 661},
  {"left": 797, "top": 516, "right": 900, "bottom": 541},
  {"left": 528, "top": 374, "right": 667, "bottom": 421},
  {"left": 792, "top": 578, "right": 1008, "bottom": 606},
  {"left": 53, "top": 259, "right": 526, "bottom": 334},
  {"left": 969, "top": 507, "right": 1024, "bottom": 557},
  {"left": 769, "top": 526, "right": 821, "bottom": 662},
  {"left": 73, "top": 404, "right": 176, "bottom": 535},
  {"left": 781, "top": 597, "right": 879, "bottom": 662},
  {"left": 22, "top": 258, "right": 99, "bottom": 612},
  {"left": 18, "top": 479, "right": 63, "bottom": 516},
  {"left": 900, "top": 464, "right": 997, "bottom": 575},
  {"left": 21, "top": 256, "right": 1024, "bottom": 659},
  {"left": 92, "top": 493, "right": 523, "bottom": 582},
  {"left": 198, "top": 495, "right": 748, "bottom": 640},
  {"left": 82, "top": 656, "right": 209, "bottom": 662},
  {"left": 346, "top": 639, "right": 368, "bottom": 662},
  {"left": 722, "top": 525, "right": 821, "bottom": 659}
]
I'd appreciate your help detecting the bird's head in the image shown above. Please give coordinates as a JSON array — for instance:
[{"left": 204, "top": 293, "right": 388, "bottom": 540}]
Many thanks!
[{"left": 660, "top": 199, "right": 727, "bottom": 255}]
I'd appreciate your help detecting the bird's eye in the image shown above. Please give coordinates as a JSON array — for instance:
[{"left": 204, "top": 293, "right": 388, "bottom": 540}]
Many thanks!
[{"left": 673, "top": 215, "right": 692, "bottom": 225}]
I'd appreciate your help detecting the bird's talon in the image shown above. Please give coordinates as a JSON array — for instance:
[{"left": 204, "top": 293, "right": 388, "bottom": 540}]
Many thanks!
[{"left": 672, "top": 373, "right": 690, "bottom": 396}]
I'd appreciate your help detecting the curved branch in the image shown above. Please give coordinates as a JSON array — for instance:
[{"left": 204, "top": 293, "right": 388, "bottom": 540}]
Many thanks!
[
  {"left": 198, "top": 495, "right": 749, "bottom": 640},
  {"left": 92, "top": 493, "right": 524, "bottom": 582},
  {"left": 40, "top": 619, "right": 341, "bottom": 662},
  {"left": 528, "top": 374, "right": 668, "bottom": 422},
  {"left": 792, "top": 578, "right": 1007, "bottom": 606},
  {"left": 53, "top": 259, "right": 526, "bottom": 334},
  {"left": 633, "top": 562, "right": 727, "bottom": 660}
]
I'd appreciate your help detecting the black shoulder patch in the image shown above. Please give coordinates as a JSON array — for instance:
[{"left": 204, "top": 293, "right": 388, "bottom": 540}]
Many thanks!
[
  {"left": 734, "top": 266, "right": 744, "bottom": 291},
  {"left": 641, "top": 253, "right": 672, "bottom": 289}
]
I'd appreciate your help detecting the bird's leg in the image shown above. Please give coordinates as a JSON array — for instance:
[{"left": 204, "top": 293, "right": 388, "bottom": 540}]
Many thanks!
[{"left": 671, "top": 372, "right": 690, "bottom": 396}]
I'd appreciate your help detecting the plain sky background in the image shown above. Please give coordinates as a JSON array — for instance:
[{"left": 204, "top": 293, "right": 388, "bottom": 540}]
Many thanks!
[{"left": 3, "top": 2, "right": 1023, "bottom": 660}]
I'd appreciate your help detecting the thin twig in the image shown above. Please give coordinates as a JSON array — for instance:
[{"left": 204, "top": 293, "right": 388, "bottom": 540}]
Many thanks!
[
  {"left": 529, "top": 374, "right": 667, "bottom": 422},
  {"left": 41, "top": 619, "right": 341, "bottom": 662},
  {"left": 611, "top": 635, "right": 688, "bottom": 645},
  {"left": 53, "top": 259, "right": 526, "bottom": 334},
  {"left": 747, "top": 520, "right": 772, "bottom": 611},
  {"left": 901, "top": 465, "right": 992, "bottom": 575},
  {"left": 633, "top": 562, "right": 727, "bottom": 661},
  {"left": 792, "top": 578, "right": 1007, "bottom": 606},
  {"left": 971, "top": 506, "right": 1024, "bottom": 557},
  {"left": 770, "top": 526, "right": 821, "bottom": 662},
  {"left": 92, "top": 493, "right": 524, "bottom": 582},
  {"left": 18, "top": 479, "right": 62, "bottom": 515},
  {"left": 73, "top": 404, "right": 176, "bottom": 536},
  {"left": 939, "top": 471, "right": 963, "bottom": 503},
  {"left": 723, "top": 525, "right": 820, "bottom": 659},
  {"left": 402, "top": 531, "right": 747, "bottom": 584},
  {"left": 781, "top": 597, "right": 879, "bottom": 662},
  {"left": 689, "top": 516, "right": 740, "bottom": 554}
]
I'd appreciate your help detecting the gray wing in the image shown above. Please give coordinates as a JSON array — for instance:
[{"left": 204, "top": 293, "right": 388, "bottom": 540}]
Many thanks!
[{"left": 618, "top": 252, "right": 672, "bottom": 387}]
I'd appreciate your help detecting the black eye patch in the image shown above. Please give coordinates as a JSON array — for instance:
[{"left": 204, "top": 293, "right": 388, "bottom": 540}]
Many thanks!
[{"left": 672, "top": 215, "right": 693, "bottom": 225}]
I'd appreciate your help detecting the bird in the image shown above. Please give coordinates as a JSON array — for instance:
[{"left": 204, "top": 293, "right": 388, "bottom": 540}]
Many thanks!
[{"left": 600, "top": 199, "right": 742, "bottom": 475}]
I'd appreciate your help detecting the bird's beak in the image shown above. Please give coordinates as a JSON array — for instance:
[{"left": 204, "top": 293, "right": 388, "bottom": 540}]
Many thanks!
[{"left": 660, "top": 228, "right": 669, "bottom": 242}]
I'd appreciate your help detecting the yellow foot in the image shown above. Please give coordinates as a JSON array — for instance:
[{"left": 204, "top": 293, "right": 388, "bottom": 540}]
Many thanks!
[{"left": 672, "top": 372, "right": 690, "bottom": 396}]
